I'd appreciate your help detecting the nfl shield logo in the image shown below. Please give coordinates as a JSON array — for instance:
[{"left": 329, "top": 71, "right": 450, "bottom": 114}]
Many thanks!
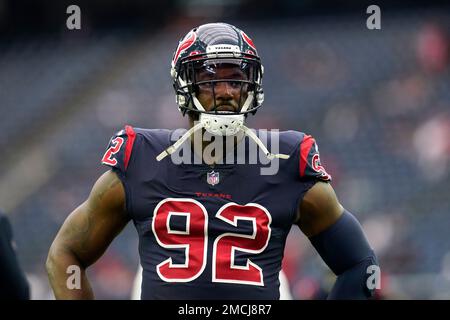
[{"left": 207, "top": 171, "right": 220, "bottom": 186}]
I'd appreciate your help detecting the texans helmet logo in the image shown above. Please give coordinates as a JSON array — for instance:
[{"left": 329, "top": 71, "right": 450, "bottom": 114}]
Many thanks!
[
  {"left": 241, "top": 31, "right": 257, "bottom": 52},
  {"left": 172, "top": 31, "right": 197, "bottom": 66}
]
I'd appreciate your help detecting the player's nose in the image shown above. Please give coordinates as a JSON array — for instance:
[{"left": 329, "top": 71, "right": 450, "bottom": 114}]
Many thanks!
[{"left": 214, "top": 81, "right": 235, "bottom": 99}]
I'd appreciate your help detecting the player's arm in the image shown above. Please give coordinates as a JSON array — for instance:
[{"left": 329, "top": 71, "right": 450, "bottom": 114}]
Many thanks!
[
  {"left": 46, "top": 170, "right": 129, "bottom": 299},
  {"left": 296, "top": 181, "right": 379, "bottom": 299}
]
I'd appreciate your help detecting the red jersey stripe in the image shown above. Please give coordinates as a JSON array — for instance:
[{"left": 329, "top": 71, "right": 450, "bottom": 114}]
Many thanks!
[
  {"left": 299, "top": 135, "right": 315, "bottom": 178},
  {"left": 124, "top": 125, "right": 136, "bottom": 170}
]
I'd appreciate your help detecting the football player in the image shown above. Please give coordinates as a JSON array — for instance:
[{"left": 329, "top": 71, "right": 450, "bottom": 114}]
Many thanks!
[{"left": 47, "top": 23, "right": 379, "bottom": 299}]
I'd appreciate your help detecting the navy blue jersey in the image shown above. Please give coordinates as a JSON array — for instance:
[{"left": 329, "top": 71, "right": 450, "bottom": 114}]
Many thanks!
[{"left": 101, "top": 125, "right": 331, "bottom": 299}]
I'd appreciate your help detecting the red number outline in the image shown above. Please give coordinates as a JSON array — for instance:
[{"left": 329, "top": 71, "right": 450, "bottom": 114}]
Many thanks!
[
  {"left": 152, "top": 198, "right": 208, "bottom": 283},
  {"left": 101, "top": 137, "right": 125, "bottom": 166},
  {"left": 212, "top": 202, "right": 272, "bottom": 286},
  {"left": 312, "top": 153, "right": 331, "bottom": 180},
  {"left": 152, "top": 199, "right": 272, "bottom": 286}
]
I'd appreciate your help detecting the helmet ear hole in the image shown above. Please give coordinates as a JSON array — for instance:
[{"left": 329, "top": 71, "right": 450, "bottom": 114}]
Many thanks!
[{"left": 177, "top": 95, "right": 186, "bottom": 107}]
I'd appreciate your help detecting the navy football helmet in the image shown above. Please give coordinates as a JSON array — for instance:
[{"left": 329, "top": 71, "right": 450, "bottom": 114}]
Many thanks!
[
  {"left": 157, "top": 23, "right": 289, "bottom": 161},
  {"left": 170, "top": 22, "right": 264, "bottom": 136}
]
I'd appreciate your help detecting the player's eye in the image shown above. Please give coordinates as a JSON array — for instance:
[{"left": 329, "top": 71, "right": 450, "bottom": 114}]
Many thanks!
[
  {"left": 221, "top": 80, "right": 245, "bottom": 91},
  {"left": 229, "top": 81, "right": 241, "bottom": 88},
  {"left": 197, "top": 82, "right": 213, "bottom": 91}
]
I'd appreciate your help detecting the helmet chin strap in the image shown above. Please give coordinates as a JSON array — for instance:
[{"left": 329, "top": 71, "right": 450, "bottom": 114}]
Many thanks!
[
  {"left": 156, "top": 122, "right": 203, "bottom": 161},
  {"left": 157, "top": 91, "right": 289, "bottom": 161},
  {"left": 240, "top": 126, "right": 290, "bottom": 160}
]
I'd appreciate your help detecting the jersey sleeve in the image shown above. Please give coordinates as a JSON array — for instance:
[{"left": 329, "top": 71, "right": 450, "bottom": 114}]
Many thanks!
[
  {"left": 298, "top": 134, "right": 332, "bottom": 182},
  {"left": 101, "top": 125, "right": 136, "bottom": 173}
]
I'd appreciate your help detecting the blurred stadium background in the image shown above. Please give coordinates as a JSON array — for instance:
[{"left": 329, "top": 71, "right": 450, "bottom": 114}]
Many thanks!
[{"left": 0, "top": 0, "right": 449, "bottom": 299}]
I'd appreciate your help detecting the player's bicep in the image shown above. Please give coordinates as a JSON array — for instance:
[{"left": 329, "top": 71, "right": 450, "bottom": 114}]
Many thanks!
[
  {"left": 51, "top": 170, "right": 129, "bottom": 267},
  {"left": 296, "top": 181, "right": 343, "bottom": 237}
]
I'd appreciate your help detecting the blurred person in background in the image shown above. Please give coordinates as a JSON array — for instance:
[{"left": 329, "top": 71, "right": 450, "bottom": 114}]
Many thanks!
[
  {"left": 46, "top": 22, "right": 378, "bottom": 299},
  {"left": 0, "top": 210, "right": 30, "bottom": 300}
]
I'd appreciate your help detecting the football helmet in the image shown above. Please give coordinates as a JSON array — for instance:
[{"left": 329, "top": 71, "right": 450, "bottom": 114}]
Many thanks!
[
  {"left": 171, "top": 22, "right": 264, "bottom": 137},
  {"left": 156, "top": 23, "right": 289, "bottom": 162}
]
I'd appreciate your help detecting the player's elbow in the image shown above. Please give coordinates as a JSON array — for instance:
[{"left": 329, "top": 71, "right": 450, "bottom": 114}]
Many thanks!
[
  {"left": 45, "top": 241, "right": 62, "bottom": 277},
  {"left": 328, "top": 254, "right": 379, "bottom": 299},
  {"left": 309, "top": 209, "right": 380, "bottom": 299},
  {"left": 46, "top": 240, "right": 83, "bottom": 278}
]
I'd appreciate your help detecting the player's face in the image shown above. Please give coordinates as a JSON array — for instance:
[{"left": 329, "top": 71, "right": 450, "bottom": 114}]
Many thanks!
[{"left": 195, "top": 63, "right": 249, "bottom": 113}]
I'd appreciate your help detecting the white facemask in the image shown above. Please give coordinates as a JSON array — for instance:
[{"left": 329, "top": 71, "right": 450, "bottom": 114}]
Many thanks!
[{"left": 156, "top": 90, "right": 289, "bottom": 162}]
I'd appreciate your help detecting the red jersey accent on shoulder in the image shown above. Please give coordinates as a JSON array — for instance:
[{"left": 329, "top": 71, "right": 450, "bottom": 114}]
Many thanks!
[
  {"left": 299, "top": 135, "right": 315, "bottom": 178},
  {"left": 124, "top": 125, "right": 136, "bottom": 170},
  {"left": 102, "top": 137, "right": 124, "bottom": 166}
]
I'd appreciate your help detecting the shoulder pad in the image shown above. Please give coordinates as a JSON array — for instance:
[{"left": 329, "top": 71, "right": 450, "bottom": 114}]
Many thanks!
[
  {"left": 299, "top": 135, "right": 332, "bottom": 181},
  {"left": 101, "top": 125, "right": 136, "bottom": 172}
]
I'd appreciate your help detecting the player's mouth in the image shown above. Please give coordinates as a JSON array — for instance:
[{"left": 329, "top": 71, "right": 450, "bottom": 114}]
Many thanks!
[{"left": 215, "top": 105, "right": 238, "bottom": 113}]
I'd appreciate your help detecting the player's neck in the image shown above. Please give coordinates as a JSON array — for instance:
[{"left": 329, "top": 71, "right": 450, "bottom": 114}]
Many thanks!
[{"left": 189, "top": 128, "right": 245, "bottom": 166}]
